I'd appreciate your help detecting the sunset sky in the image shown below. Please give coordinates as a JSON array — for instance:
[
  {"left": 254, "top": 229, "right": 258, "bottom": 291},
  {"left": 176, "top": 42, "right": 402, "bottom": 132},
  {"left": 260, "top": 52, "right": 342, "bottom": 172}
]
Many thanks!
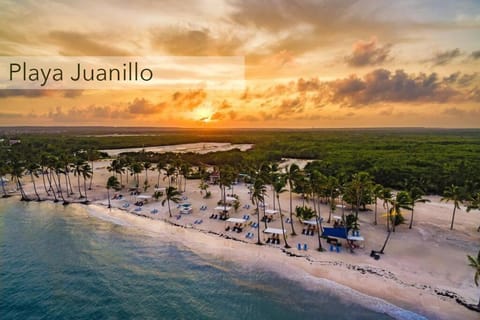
[{"left": 0, "top": 0, "right": 479, "bottom": 128}]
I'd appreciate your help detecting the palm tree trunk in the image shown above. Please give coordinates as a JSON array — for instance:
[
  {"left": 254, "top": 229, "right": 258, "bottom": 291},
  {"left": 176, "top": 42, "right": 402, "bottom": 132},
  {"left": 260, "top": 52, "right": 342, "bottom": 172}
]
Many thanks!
[
  {"left": 89, "top": 160, "right": 94, "bottom": 190},
  {"left": 262, "top": 199, "right": 268, "bottom": 229},
  {"left": 277, "top": 195, "right": 290, "bottom": 248},
  {"left": 167, "top": 200, "right": 172, "bottom": 217},
  {"left": 374, "top": 197, "right": 378, "bottom": 225},
  {"left": 56, "top": 173, "right": 66, "bottom": 203},
  {"left": 409, "top": 205, "right": 415, "bottom": 229},
  {"left": 379, "top": 230, "right": 391, "bottom": 254},
  {"left": 30, "top": 173, "right": 41, "bottom": 201},
  {"left": 315, "top": 195, "right": 323, "bottom": 251},
  {"left": 256, "top": 201, "right": 262, "bottom": 245},
  {"left": 64, "top": 173, "right": 70, "bottom": 197},
  {"left": 385, "top": 203, "right": 390, "bottom": 232},
  {"left": 47, "top": 170, "right": 58, "bottom": 202},
  {"left": 77, "top": 174, "right": 84, "bottom": 198},
  {"left": 83, "top": 177, "right": 88, "bottom": 202},
  {"left": 17, "top": 178, "right": 28, "bottom": 201},
  {"left": 450, "top": 206, "right": 457, "bottom": 230},
  {"left": 107, "top": 188, "right": 111, "bottom": 208},
  {"left": 41, "top": 169, "right": 50, "bottom": 196},
  {"left": 289, "top": 190, "right": 296, "bottom": 235},
  {"left": 67, "top": 172, "right": 74, "bottom": 195}
]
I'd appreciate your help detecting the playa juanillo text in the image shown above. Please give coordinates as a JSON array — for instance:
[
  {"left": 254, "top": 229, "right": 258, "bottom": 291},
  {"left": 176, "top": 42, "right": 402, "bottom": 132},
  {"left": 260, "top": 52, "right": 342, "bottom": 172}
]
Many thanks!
[
  {"left": 9, "top": 61, "right": 154, "bottom": 86},
  {"left": 0, "top": 56, "right": 245, "bottom": 90}
]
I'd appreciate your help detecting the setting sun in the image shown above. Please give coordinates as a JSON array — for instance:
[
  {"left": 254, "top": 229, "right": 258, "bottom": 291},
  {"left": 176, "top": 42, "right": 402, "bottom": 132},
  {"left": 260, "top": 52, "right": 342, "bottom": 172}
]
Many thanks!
[{"left": 192, "top": 103, "right": 214, "bottom": 123}]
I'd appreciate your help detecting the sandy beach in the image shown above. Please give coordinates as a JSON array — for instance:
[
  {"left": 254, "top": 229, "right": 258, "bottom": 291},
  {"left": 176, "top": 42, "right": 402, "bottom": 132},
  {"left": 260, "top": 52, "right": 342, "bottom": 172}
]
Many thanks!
[{"left": 10, "top": 157, "right": 480, "bottom": 320}]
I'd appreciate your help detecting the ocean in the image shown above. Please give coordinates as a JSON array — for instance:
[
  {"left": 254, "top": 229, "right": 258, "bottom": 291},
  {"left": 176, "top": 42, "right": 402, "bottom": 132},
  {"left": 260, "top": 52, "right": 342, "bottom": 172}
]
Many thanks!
[{"left": 0, "top": 198, "right": 408, "bottom": 319}]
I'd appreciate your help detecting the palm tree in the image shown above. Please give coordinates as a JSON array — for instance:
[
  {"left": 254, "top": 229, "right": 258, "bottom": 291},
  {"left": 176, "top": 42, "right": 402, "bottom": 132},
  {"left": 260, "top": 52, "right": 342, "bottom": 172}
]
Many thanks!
[
  {"left": 285, "top": 163, "right": 300, "bottom": 235},
  {"left": 372, "top": 184, "right": 383, "bottom": 225},
  {"left": 143, "top": 161, "right": 152, "bottom": 189},
  {"left": 81, "top": 163, "right": 92, "bottom": 203},
  {"left": 389, "top": 191, "right": 412, "bottom": 232},
  {"left": 73, "top": 157, "right": 86, "bottom": 199},
  {"left": 273, "top": 174, "right": 290, "bottom": 248},
  {"left": 308, "top": 169, "right": 326, "bottom": 251},
  {"left": 10, "top": 158, "right": 28, "bottom": 201},
  {"left": 408, "top": 186, "right": 430, "bottom": 229},
  {"left": 467, "top": 249, "right": 480, "bottom": 309},
  {"left": 87, "top": 148, "right": 99, "bottom": 190},
  {"left": 180, "top": 162, "right": 191, "bottom": 193},
  {"left": 162, "top": 186, "right": 181, "bottom": 217},
  {"left": 155, "top": 160, "right": 167, "bottom": 187},
  {"left": 380, "top": 188, "right": 393, "bottom": 232},
  {"left": 349, "top": 172, "right": 373, "bottom": 222},
  {"left": 0, "top": 162, "right": 10, "bottom": 198},
  {"left": 251, "top": 177, "right": 266, "bottom": 245},
  {"left": 441, "top": 185, "right": 465, "bottom": 230},
  {"left": 219, "top": 166, "right": 235, "bottom": 213},
  {"left": 106, "top": 176, "right": 120, "bottom": 209},
  {"left": 26, "top": 161, "right": 41, "bottom": 201},
  {"left": 325, "top": 176, "right": 339, "bottom": 223},
  {"left": 466, "top": 192, "right": 480, "bottom": 232},
  {"left": 39, "top": 153, "right": 51, "bottom": 196}
]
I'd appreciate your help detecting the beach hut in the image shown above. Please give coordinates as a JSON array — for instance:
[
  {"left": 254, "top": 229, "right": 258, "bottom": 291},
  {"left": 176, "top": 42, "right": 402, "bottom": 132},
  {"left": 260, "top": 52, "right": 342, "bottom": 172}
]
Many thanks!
[
  {"left": 263, "top": 227, "right": 285, "bottom": 244},
  {"left": 225, "top": 217, "right": 247, "bottom": 232},
  {"left": 214, "top": 206, "right": 231, "bottom": 220},
  {"left": 262, "top": 209, "right": 279, "bottom": 222}
]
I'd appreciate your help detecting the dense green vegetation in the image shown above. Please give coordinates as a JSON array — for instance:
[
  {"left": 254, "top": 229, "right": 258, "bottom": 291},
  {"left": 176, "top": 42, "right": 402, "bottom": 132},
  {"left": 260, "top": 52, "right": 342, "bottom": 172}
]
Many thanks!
[
  {"left": 1, "top": 127, "right": 479, "bottom": 249},
  {"left": 3, "top": 128, "right": 479, "bottom": 195}
]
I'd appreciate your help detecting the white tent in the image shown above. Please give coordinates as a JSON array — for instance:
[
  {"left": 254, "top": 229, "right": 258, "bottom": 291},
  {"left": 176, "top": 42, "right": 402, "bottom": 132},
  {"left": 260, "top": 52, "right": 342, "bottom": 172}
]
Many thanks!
[
  {"left": 264, "top": 227, "right": 285, "bottom": 234},
  {"left": 225, "top": 196, "right": 237, "bottom": 202},
  {"left": 154, "top": 187, "right": 166, "bottom": 192},
  {"left": 302, "top": 219, "right": 318, "bottom": 225},
  {"left": 265, "top": 209, "right": 279, "bottom": 215},
  {"left": 215, "top": 206, "right": 231, "bottom": 211},
  {"left": 226, "top": 218, "right": 246, "bottom": 223},
  {"left": 136, "top": 195, "right": 152, "bottom": 200}
]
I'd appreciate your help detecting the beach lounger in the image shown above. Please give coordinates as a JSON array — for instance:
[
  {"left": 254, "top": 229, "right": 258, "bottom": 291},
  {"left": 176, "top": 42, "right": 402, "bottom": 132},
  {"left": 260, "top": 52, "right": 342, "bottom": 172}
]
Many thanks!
[
  {"left": 176, "top": 215, "right": 181, "bottom": 220},
  {"left": 297, "top": 243, "right": 302, "bottom": 250},
  {"left": 150, "top": 209, "right": 158, "bottom": 214},
  {"left": 134, "top": 207, "right": 141, "bottom": 212},
  {"left": 303, "top": 243, "right": 308, "bottom": 250}
]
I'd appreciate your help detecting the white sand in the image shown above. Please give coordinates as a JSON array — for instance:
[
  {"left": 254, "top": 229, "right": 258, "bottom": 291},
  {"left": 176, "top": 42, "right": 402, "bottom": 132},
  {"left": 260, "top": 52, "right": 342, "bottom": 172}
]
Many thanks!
[{"left": 14, "top": 158, "right": 480, "bottom": 320}]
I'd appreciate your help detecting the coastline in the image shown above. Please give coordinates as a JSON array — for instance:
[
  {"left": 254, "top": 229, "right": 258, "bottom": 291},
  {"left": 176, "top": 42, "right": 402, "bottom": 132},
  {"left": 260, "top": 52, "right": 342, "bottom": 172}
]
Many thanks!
[{"left": 4, "top": 157, "right": 480, "bottom": 320}]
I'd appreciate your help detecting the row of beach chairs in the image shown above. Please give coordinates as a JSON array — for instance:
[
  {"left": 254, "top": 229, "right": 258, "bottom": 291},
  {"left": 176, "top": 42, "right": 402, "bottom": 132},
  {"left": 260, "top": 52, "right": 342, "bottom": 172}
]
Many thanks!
[{"left": 297, "top": 243, "right": 308, "bottom": 251}]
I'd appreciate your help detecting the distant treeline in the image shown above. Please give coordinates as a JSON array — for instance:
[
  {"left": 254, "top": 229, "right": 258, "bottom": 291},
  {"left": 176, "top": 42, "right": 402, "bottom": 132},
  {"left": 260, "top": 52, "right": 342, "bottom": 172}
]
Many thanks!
[{"left": 3, "top": 128, "right": 480, "bottom": 195}]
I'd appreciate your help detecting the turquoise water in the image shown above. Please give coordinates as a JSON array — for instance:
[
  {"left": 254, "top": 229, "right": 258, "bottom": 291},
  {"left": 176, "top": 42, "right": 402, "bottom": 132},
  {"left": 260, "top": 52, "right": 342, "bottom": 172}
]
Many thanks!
[{"left": 0, "top": 199, "right": 396, "bottom": 319}]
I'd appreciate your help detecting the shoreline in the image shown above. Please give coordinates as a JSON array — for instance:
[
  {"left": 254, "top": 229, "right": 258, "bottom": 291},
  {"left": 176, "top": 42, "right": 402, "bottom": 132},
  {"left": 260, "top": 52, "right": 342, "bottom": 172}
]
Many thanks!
[{"left": 4, "top": 159, "right": 480, "bottom": 320}]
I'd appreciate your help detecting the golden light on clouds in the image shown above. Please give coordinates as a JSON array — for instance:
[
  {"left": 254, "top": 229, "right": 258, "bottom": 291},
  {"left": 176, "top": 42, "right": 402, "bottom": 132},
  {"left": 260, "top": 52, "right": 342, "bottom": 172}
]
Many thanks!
[{"left": 0, "top": 0, "right": 479, "bottom": 127}]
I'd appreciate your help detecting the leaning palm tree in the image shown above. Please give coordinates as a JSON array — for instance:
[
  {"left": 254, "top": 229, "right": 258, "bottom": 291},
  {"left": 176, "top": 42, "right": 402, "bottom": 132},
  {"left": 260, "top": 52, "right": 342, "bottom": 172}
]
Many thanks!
[
  {"left": 106, "top": 176, "right": 120, "bottom": 209},
  {"left": 408, "top": 186, "right": 430, "bottom": 229},
  {"left": 11, "top": 159, "right": 28, "bottom": 201},
  {"left": 285, "top": 163, "right": 300, "bottom": 235},
  {"left": 251, "top": 177, "right": 266, "bottom": 245},
  {"left": 467, "top": 249, "right": 480, "bottom": 309},
  {"left": 273, "top": 175, "right": 290, "bottom": 248},
  {"left": 26, "top": 161, "right": 41, "bottom": 201},
  {"left": 162, "top": 186, "right": 181, "bottom": 217},
  {"left": 441, "top": 185, "right": 465, "bottom": 230}
]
